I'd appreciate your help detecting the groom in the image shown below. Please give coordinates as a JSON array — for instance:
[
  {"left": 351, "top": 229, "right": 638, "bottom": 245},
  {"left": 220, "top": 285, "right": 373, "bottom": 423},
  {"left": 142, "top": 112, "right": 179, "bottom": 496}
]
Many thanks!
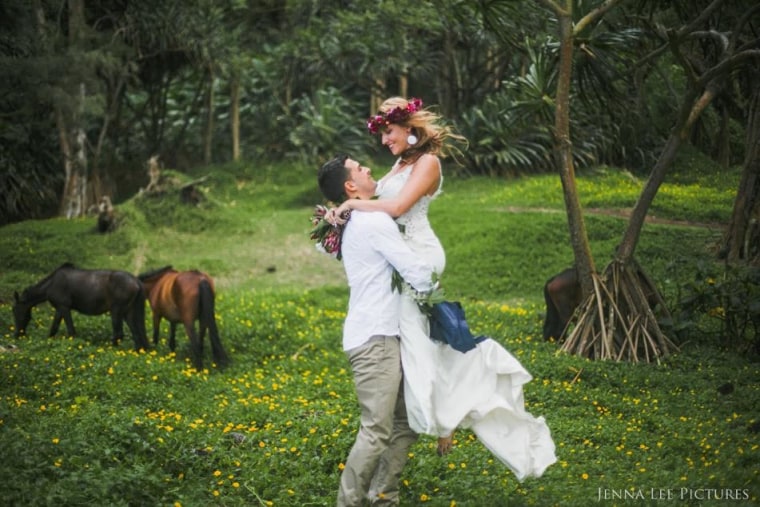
[{"left": 318, "top": 154, "right": 435, "bottom": 506}]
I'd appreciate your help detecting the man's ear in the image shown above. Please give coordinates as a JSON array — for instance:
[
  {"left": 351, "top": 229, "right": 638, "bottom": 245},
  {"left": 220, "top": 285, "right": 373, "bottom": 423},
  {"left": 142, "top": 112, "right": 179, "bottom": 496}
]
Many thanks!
[{"left": 344, "top": 179, "right": 357, "bottom": 195}]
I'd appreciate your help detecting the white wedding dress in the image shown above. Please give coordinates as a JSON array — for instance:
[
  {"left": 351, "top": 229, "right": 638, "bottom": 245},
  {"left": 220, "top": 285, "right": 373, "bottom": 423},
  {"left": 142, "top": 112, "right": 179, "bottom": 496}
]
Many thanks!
[{"left": 376, "top": 158, "right": 557, "bottom": 481}]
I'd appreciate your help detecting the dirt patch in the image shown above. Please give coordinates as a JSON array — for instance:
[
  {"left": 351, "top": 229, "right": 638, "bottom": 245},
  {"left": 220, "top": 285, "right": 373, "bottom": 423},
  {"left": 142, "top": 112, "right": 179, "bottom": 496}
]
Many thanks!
[{"left": 498, "top": 206, "right": 725, "bottom": 229}]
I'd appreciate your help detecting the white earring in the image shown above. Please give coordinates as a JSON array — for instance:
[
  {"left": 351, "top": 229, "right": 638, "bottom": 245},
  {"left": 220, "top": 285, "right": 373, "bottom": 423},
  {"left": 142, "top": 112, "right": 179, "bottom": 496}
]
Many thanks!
[{"left": 407, "top": 134, "right": 418, "bottom": 145}]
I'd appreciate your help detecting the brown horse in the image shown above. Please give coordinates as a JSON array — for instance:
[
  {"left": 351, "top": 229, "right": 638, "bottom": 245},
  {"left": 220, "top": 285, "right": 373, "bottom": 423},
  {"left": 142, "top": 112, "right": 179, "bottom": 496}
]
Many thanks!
[
  {"left": 542, "top": 268, "right": 582, "bottom": 341},
  {"left": 138, "top": 266, "right": 229, "bottom": 369},
  {"left": 13, "top": 263, "right": 149, "bottom": 350},
  {"left": 543, "top": 264, "right": 668, "bottom": 341}
]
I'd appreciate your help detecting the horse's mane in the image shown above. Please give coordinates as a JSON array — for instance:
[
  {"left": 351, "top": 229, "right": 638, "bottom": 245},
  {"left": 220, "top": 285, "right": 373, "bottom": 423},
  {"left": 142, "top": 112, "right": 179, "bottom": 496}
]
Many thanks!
[
  {"left": 20, "top": 262, "right": 77, "bottom": 299},
  {"left": 38, "top": 262, "right": 76, "bottom": 284},
  {"left": 138, "top": 265, "right": 174, "bottom": 281}
]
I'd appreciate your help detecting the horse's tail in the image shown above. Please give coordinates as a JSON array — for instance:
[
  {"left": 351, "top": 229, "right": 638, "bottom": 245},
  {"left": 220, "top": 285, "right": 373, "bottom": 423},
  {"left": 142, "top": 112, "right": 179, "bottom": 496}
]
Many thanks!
[
  {"left": 130, "top": 283, "right": 150, "bottom": 351},
  {"left": 199, "top": 279, "right": 229, "bottom": 367}
]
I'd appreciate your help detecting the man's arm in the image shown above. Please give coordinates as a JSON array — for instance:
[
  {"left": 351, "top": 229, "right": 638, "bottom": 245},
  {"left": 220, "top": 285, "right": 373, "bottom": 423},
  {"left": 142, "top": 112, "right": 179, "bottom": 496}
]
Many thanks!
[{"left": 368, "top": 213, "right": 435, "bottom": 292}]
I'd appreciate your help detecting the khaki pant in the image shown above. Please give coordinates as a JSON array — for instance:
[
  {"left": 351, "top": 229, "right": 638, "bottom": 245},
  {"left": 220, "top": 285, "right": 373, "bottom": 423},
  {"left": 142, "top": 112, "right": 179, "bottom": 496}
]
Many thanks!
[{"left": 337, "top": 336, "right": 418, "bottom": 506}]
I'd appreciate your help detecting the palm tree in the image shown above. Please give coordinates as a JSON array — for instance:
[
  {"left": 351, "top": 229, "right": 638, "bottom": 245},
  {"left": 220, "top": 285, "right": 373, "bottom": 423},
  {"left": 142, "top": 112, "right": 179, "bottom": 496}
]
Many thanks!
[
  {"left": 538, "top": 0, "right": 760, "bottom": 361},
  {"left": 529, "top": 0, "right": 674, "bottom": 361}
]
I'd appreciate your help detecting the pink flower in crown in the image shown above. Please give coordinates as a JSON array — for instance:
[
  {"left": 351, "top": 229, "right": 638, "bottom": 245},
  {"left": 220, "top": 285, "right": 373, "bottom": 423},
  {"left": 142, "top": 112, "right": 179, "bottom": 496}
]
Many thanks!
[
  {"left": 367, "top": 115, "right": 386, "bottom": 134},
  {"left": 366, "top": 98, "right": 423, "bottom": 135}
]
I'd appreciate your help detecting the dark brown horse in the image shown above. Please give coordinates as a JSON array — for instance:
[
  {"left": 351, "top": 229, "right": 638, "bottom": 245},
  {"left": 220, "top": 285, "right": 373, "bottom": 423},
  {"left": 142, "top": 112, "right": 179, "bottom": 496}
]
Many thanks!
[
  {"left": 543, "top": 265, "right": 668, "bottom": 341},
  {"left": 12, "top": 263, "right": 149, "bottom": 350},
  {"left": 138, "top": 266, "right": 229, "bottom": 369},
  {"left": 542, "top": 268, "right": 582, "bottom": 341}
]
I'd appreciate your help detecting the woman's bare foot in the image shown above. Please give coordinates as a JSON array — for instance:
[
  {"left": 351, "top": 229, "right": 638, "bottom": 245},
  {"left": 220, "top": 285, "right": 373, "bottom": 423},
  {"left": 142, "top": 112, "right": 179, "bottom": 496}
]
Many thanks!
[{"left": 437, "top": 434, "right": 454, "bottom": 456}]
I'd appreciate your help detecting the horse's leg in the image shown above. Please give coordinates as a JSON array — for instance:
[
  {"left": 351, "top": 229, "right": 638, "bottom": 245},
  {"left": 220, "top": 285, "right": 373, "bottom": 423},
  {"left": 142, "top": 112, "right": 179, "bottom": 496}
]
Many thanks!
[
  {"left": 49, "top": 308, "right": 65, "bottom": 336},
  {"left": 124, "top": 316, "right": 141, "bottom": 349},
  {"left": 183, "top": 320, "right": 203, "bottom": 370},
  {"left": 152, "top": 314, "right": 162, "bottom": 347},
  {"left": 125, "top": 304, "right": 148, "bottom": 351},
  {"left": 123, "top": 314, "right": 137, "bottom": 348},
  {"left": 110, "top": 310, "right": 125, "bottom": 346},
  {"left": 59, "top": 308, "right": 76, "bottom": 337},
  {"left": 169, "top": 322, "right": 177, "bottom": 352}
]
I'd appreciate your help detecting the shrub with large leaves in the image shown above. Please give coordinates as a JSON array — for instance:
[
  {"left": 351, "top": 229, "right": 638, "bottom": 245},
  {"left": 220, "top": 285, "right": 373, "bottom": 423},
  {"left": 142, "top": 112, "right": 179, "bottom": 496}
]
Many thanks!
[
  {"left": 287, "top": 88, "right": 374, "bottom": 163},
  {"left": 458, "top": 42, "right": 614, "bottom": 176}
]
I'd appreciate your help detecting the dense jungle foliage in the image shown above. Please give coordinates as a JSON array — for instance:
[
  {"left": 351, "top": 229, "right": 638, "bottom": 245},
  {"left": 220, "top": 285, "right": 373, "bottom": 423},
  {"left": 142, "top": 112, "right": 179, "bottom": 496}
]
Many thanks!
[{"left": 1, "top": 0, "right": 757, "bottom": 224}]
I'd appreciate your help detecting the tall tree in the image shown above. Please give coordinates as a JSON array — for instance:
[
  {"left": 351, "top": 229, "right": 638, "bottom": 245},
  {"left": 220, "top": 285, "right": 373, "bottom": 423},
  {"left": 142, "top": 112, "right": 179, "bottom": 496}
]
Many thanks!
[
  {"left": 533, "top": 0, "right": 648, "bottom": 359},
  {"left": 229, "top": 68, "right": 242, "bottom": 162},
  {"left": 719, "top": 6, "right": 760, "bottom": 265},
  {"left": 49, "top": 0, "right": 90, "bottom": 218},
  {"left": 723, "top": 83, "right": 760, "bottom": 265},
  {"left": 560, "top": 0, "right": 760, "bottom": 360}
]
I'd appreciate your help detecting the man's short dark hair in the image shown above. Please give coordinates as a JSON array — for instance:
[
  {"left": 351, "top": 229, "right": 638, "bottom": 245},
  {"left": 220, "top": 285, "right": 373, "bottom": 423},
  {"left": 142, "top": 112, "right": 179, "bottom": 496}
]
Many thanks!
[{"left": 318, "top": 153, "right": 350, "bottom": 203}]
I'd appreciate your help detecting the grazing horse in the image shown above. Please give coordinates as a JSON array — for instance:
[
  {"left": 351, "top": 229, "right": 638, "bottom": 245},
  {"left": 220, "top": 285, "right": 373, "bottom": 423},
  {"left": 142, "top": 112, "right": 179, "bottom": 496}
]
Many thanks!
[
  {"left": 542, "top": 264, "right": 667, "bottom": 341},
  {"left": 542, "top": 268, "right": 582, "bottom": 341},
  {"left": 12, "top": 263, "right": 149, "bottom": 350},
  {"left": 138, "top": 266, "right": 229, "bottom": 370}
]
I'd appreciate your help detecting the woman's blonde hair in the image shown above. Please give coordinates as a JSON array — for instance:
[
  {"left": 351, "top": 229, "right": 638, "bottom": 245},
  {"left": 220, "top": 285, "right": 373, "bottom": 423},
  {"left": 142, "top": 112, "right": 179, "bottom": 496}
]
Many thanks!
[{"left": 377, "top": 97, "right": 467, "bottom": 161}]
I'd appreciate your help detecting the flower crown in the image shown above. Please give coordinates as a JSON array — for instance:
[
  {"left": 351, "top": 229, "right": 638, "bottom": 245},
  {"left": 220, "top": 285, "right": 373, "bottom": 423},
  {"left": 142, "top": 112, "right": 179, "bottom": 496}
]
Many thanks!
[{"left": 366, "top": 98, "right": 423, "bottom": 134}]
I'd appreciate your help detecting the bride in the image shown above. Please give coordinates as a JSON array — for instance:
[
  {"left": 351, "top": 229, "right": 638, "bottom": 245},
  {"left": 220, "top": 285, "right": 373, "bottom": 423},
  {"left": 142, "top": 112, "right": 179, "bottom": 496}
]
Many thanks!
[{"left": 329, "top": 97, "right": 556, "bottom": 481}]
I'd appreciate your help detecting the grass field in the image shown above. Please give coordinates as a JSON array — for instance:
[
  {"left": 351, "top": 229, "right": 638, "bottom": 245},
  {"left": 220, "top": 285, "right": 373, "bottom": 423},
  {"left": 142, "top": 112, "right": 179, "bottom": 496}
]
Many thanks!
[{"left": 0, "top": 156, "right": 758, "bottom": 506}]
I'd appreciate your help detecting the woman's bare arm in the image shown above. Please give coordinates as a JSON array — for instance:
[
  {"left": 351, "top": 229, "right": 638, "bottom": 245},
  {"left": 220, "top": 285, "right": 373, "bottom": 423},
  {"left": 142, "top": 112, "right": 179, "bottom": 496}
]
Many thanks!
[{"left": 337, "top": 154, "right": 440, "bottom": 218}]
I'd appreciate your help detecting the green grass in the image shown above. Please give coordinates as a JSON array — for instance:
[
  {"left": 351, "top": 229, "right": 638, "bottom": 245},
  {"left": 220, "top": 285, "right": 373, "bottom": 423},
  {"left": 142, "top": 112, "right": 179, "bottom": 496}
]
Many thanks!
[{"left": 1, "top": 160, "right": 757, "bottom": 506}]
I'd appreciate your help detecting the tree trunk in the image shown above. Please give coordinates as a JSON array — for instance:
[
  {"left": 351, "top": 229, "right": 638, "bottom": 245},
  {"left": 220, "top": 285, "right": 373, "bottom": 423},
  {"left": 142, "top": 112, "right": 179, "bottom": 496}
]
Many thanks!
[
  {"left": 399, "top": 73, "right": 408, "bottom": 99},
  {"left": 57, "top": 84, "right": 89, "bottom": 219},
  {"left": 570, "top": 48, "right": 740, "bottom": 362},
  {"left": 203, "top": 67, "right": 215, "bottom": 165},
  {"left": 537, "top": 0, "right": 673, "bottom": 362},
  {"left": 88, "top": 75, "right": 126, "bottom": 207},
  {"left": 716, "top": 105, "right": 731, "bottom": 168},
  {"left": 553, "top": 3, "right": 596, "bottom": 297},
  {"left": 370, "top": 77, "right": 385, "bottom": 115},
  {"left": 440, "top": 25, "right": 460, "bottom": 119},
  {"left": 55, "top": 108, "right": 73, "bottom": 213},
  {"left": 618, "top": 82, "right": 722, "bottom": 261},
  {"left": 723, "top": 84, "right": 760, "bottom": 263},
  {"left": 230, "top": 73, "right": 241, "bottom": 162},
  {"left": 57, "top": 0, "right": 90, "bottom": 218},
  {"left": 536, "top": 0, "right": 757, "bottom": 361},
  {"left": 67, "top": 0, "right": 84, "bottom": 45},
  {"left": 568, "top": 82, "right": 723, "bottom": 363}
]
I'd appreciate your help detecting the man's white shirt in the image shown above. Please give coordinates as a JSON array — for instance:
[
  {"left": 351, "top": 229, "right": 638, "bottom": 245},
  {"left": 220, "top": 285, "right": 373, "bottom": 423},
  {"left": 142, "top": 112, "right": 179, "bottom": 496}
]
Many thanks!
[{"left": 340, "top": 210, "right": 434, "bottom": 351}]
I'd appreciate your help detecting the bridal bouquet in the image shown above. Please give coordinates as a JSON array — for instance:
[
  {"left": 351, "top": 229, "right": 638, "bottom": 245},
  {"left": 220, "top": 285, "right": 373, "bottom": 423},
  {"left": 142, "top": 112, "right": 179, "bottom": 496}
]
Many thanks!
[
  {"left": 391, "top": 270, "right": 445, "bottom": 314},
  {"left": 310, "top": 204, "right": 348, "bottom": 260}
]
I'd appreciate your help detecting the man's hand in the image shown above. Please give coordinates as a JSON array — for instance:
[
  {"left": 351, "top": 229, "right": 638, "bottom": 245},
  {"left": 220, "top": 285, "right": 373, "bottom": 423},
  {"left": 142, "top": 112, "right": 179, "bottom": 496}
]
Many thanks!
[{"left": 326, "top": 206, "right": 350, "bottom": 225}]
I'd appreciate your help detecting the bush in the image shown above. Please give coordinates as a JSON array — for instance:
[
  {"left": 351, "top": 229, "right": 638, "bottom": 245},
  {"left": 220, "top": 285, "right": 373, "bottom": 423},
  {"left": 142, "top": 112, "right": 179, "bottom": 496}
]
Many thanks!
[
  {"left": 287, "top": 88, "right": 375, "bottom": 164},
  {"left": 673, "top": 261, "right": 760, "bottom": 354}
]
